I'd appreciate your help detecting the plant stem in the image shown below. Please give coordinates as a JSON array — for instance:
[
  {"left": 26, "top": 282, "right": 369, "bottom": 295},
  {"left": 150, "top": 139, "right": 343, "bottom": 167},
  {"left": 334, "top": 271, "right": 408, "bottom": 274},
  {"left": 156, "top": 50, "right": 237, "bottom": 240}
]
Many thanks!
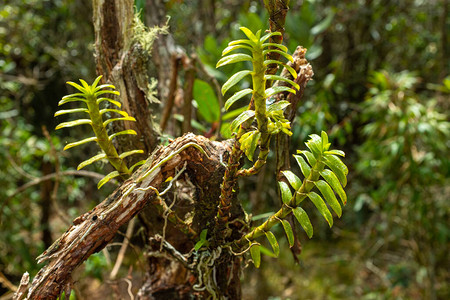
[
  {"left": 86, "top": 94, "right": 129, "bottom": 176},
  {"left": 236, "top": 158, "right": 324, "bottom": 246}
]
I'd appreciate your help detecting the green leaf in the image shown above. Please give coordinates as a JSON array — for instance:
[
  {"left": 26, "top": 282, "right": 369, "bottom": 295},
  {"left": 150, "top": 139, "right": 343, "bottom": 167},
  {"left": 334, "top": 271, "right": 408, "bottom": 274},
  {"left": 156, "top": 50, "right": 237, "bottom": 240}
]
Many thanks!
[
  {"left": 230, "top": 110, "right": 255, "bottom": 132},
  {"left": 259, "top": 31, "right": 282, "bottom": 43},
  {"left": 278, "top": 181, "right": 292, "bottom": 204},
  {"left": 292, "top": 207, "right": 313, "bottom": 238},
  {"left": 194, "top": 229, "right": 208, "bottom": 251},
  {"left": 281, "top": 219, "right": 294, "bottom": 247},
  {"left": 224, "top": 89, "right": 253, "bottom": 110},
  {"left": 216, "top": 53, "right": 252, "bottom": 68},
  {"left": 97, "top": 97, "right": 122, "bottom": 108},
  {"left": 66, "top": 81, "right": 88, "bottom": 93},
  {"left": 320, "top": 169, "right": 347, "bottom": 205},
  {"left": 228, "top": 39, "right": 256, "bottom": 47},
  {"left": 54, "top": 108, "right": 89, "bottom": 116},
  {"left": 239, "top": 26, "right": 258, "bottom": 43},
  {"left": 129, "top": 160, "right": 146, "bottom": 173},
  {"left": 108, "top": 130, "right": 137, "bottom": 140},
  {"left": 265, "top": 86, "right": 296, "bottom": 98},
  {"left": 222, "top": 44, "right": 253, "bottom": 56},
  {"left": 94, "top": 84, "right": 116, "bottom": 92},
  {"left": 77, "top": 153, "right": 107, "bottom": 170},
  {"left": 222, "top": 106, "right": 247, "bottom": 120},
  {"left": 99, "top": 109, "right": 129, "bottom": 117},
  {"left": 321, "top": 131, "right": 330, "bottom": 151},
  {"left": 94, "top": 90, "right": 120, "bottom": 97},
  {"left": 267, "top": 101, "right": 290, "bottom": 114},
  {"left": 119, "top": 150, "right": 144, "bottom": 160},
  {"left": 323, "top": 155, "right": 348, "bottom": 187},
  {"left": 91, "top": 75, "right": 103, "bottom": 90},
  {"left": 58, "top": 97, "right": 87, "bottom": 106},
  {"left": 262, "top": 43, "right": 288, "bottom": 52},
  {"left": 305, "top": 134, "right": 322, "bottom": 158},
  {"left": 281, "top": 170, "right": 302, "bottom": 190},
  {"left": 298, "top": 150, "right": 317, "bottom": 166},
  {"left": 308, "top": 192, "right": 333, "bottom": 227},
  {"left": 324, "top": 149, "right": 345, "bottom": 157},
  {"left": 193, "top": 79, "right": 220, "bottom": 123},
  {"left": 239, "top": 130, "right": 261, "bottom": 161},
  {"left": 103, "top": 116, "right": 136, "bottom": 127},
  {"left": 315, "top": 180, "right": 342, "bottom": 217},
  {"left": 293, "top": 154, "right": 311, "bottom": 177},
  {"left": 221, "top": 70, "right": 252, "bottom": 95},
  {"left": 262, "top": 49, "right": 294, "bottom": 63},
  {"left": 97, "top": 171, "right": 120, "bottom": 189},
  {"left": 264, "top": 74, "right": 300, "bottom": 90},
  {"left": 63, "top": 136, "right": 97, "bottom": 151},
  {"left": 250, "top": 244, "right": 261, "bottom": 268},
  {"left": 55, "top": 119, "right": 92, "bottom": 130},
  {"left": 265, "top": 231, "right": 280, "bottom": 257},
  {"left": 264, "top": 60, "right": 297, "bottom": 79}
]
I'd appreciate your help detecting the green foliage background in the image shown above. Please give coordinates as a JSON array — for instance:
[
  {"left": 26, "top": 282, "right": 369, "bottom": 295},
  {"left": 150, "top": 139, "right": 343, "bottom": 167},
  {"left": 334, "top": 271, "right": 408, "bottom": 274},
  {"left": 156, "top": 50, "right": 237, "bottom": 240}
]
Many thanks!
[{"left": 1, "top": 0, "right": 448, "bottom": 299}]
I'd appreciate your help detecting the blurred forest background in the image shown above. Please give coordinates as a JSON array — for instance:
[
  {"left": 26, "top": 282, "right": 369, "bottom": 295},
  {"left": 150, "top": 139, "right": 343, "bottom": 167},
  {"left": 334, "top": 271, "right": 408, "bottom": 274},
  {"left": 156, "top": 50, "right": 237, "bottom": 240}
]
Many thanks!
[{"left": 0, "top": 0, "right": 448, "bottom": 299}]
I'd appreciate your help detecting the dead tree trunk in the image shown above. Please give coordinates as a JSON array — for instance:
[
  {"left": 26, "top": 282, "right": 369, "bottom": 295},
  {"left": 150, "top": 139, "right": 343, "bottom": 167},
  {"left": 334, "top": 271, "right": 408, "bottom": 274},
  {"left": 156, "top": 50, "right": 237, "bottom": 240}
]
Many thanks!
[{"left": 15, "top": 134, "right": 245, "bottom": 299}]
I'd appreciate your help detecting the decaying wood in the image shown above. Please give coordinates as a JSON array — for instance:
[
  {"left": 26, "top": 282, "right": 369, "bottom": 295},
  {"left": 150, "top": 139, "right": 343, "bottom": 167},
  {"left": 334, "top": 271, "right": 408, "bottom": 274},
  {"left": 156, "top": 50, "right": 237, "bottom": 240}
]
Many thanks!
[
  {"left": 18, "top": 134, "right": 234, "bottom": 300},
  {"left": 93, "top": 0, "right": 159, "bottom": 155}
]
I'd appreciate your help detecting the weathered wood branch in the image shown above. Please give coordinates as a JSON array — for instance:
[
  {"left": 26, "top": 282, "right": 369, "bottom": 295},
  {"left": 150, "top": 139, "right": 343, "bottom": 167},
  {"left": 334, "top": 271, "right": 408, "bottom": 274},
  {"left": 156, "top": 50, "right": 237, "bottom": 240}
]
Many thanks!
[{"left": 17, "top": 134, "right": 232, "bottom": 300}]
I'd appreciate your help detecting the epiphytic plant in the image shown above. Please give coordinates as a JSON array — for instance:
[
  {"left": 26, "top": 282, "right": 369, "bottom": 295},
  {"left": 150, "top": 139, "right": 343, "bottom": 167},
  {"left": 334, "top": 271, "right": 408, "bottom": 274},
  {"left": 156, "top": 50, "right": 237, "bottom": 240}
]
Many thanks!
[
  {"left": 55, "top": 75, "right": 145, "bottom": 188},
  {"left": 215, "top": 27, "right": 349, "bottom": 268}
]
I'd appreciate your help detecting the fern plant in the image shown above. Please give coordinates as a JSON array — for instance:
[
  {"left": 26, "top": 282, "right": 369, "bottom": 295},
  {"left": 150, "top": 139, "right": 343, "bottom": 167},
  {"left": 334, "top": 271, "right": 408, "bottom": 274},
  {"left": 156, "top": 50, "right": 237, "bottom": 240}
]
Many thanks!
[{"left": 55, "top": 75, "right": 145, "bottom": 188}]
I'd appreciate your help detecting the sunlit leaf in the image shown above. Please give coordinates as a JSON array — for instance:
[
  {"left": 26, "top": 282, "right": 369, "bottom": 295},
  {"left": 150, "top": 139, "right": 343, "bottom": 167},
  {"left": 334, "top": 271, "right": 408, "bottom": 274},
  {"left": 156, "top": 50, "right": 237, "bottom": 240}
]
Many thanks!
[
  {"left": 324, "top": 149, "right": 345, "bottom": 157},
  {"left": 99, "top": 109, "right": 129, "bottom": 117},
  {"left": 292, "top": 207, "right": 313, "bottom": 238},
  {"left": 265, "top": 86, "right": 296, "bottom": 98},
  {"left": 320, "top": 169, "right": 347, "bottom": 205},
  {"left": 305, "top": 134, "right": 322, "bottom": 158},
  {"left": 262, "top": 49, "right": 294, "bottom": 62},
  {"left": 262, "top": 42, "right": 288, "bottom": 52},
  {"left": 55, "top": 119, "right": 92, "bottom": 130},
  {"left": 222, "top": 70, "right": 252, "bottom": 95},
  {"left": 222, "top": 44, "right": 253, "bottom": 56},
  {"left": 63, "top": 136, "right": 97, "bottom": 151},
  {"left": 108, "top": 130, "right": 137, "bottom": 140},
  {"left": 293, "top": 154, "right": 311, "bottom": 177},
  {"left": 298, "top": 150, "right": 317, "bottom": 166},
  {"left": 264, "top": 74, "right": 300, "bottom": 90},
  {"left": 216, "top": 53, "right": 252, "bottom": 68},
  {"left": 308, "top": 192, "right": 333, "bottom": 227},
  {"left": 129, "top": 160, "right": 146, "bottom": 173},
  {"left": 323, "top": 155, "right": 348, "bottom": 187},
  {"left": 97, "top": 171, "right": 120, "bottom": 189},
  {"left": 77, "top": 153, "right": 106, "bottom": 170},
  {"left": 103, "top": 116, "right": 136, "bottom": 127},
  {"left": 264, "top": 60, "right": 298, "bottom": 79},
  {"left": 259, "top": 31, "right": 282, "bottom": 43},
  {"left": 281, "top": 170, "right": 302, "bottom": 190},
  {"left": 315, "top": 180, "right": 342, "bottom": 217},
  {"left": 119, "top": 150, "right": 144, "bottom": 160},
  {"left": 58, "top": 97, "right": 87, "bottom": 106},
  {"left": 240, "top": 27, "right": 258, "bottom": 43},
  {"left": 54, "top": 108, "right": 88, "bottom": 116},
  {"left": 97, "top": 97, "right": 122, "bottom": 108}
]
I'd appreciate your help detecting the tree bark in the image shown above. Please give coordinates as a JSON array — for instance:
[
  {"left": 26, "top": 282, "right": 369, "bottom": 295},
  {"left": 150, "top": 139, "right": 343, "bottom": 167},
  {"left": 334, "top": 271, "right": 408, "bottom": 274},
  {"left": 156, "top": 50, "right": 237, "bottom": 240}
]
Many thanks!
[{"left": 17, "top": 134, "right": 242, "bottom": 300}]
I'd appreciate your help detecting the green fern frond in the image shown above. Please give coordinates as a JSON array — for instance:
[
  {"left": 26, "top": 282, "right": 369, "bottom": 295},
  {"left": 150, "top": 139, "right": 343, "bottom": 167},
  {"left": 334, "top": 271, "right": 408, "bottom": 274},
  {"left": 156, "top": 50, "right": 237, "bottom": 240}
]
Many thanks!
[{"left": 55, "top": 75, "right": 145, "bottom": 188}]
